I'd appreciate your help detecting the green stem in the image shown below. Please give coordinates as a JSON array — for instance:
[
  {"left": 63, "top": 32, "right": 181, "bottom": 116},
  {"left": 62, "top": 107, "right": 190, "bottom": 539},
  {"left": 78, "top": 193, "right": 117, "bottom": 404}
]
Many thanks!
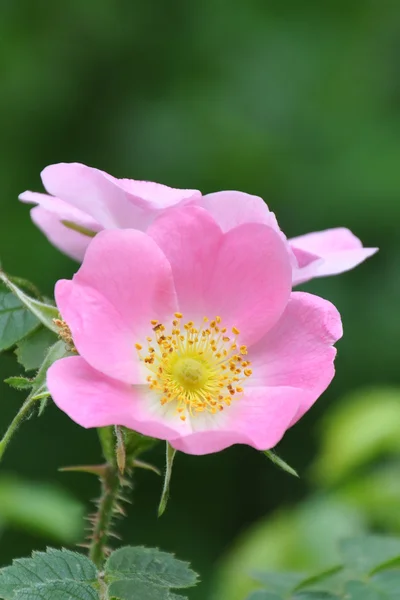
[
  {"left": 88, "top": 464, "right": 121, "bottom": 568},
  {"left": 0, "top": 395, "right": 37, "bottom": 461}
]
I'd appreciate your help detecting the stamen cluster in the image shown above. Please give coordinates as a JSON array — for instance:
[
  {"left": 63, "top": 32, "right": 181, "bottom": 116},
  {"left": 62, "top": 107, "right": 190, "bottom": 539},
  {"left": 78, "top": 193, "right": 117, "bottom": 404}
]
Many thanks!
[{"left": 136, "top": 313, "right": 252, "bottom": 421}]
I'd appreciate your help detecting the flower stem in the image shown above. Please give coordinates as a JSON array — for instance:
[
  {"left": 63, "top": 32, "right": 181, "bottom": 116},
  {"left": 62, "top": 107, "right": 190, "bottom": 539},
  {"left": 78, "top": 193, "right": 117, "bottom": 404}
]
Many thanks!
[
  {"left": 88, "top": 463, "right": 121, "bottom": 568},
  {"left": 0, "top": 395, "right": 37, "bottom": 462}
]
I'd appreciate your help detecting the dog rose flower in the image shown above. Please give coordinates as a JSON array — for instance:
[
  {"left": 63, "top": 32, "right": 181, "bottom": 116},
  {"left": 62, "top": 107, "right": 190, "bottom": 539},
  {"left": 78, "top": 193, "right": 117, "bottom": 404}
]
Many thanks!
[
  {"left": 20, "top": 163, "right": 376, "bottom": 283},
  {"left": 47, "top": 207, "right": 342, "bottom": 455}
]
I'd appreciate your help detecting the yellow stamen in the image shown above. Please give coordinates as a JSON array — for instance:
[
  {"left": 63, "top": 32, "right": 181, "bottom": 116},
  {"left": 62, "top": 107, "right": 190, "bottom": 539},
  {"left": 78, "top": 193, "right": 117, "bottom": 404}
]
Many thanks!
[{"left": 135, "top": 313, "right": 252, "bottom": 422}]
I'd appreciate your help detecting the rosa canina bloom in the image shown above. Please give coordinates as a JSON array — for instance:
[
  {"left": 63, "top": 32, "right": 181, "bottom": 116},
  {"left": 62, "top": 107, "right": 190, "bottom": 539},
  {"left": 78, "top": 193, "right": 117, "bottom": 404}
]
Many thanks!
[
  {"left": 20, "top": 162, "right": 377, "bottom": 284},
  {"left": 47, "top": 206, "right": 342, "bottom": 455}
]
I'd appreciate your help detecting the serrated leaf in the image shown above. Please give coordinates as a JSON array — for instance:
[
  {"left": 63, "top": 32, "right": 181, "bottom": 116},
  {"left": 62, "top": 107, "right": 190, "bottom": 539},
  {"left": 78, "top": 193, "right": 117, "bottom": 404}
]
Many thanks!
[
  {"left": 340, "top": 535, "right": 400, "bottom": 575},
  {"left": 108, "top": 579, "right": 181, "bottom": 600},
  {"left": 0, "top": 272, "right": 59, "bottom": 333},
  {"left": 252, "top": 571, "right": 305, "bottom": 595},
  {"left": 105, "top": 546, "right": 198, "bottom": 589},
  {"left": 4, "top": 377, "right": 32, "bottom": 390},
  {"left": 263, "top": 450, "right": 299, "bottom": 478},
  {"left": 11, "top": 580, "right": 99, "bottom": 599},
  {"left": 158, "top": 443, "right": 177, "bottom": 516},
  {"left": 0, "top": 548, "right": 98, "bottom": 600},
  {"left": 0, "top": 285, "right": 39, "bottom": 352},
  {"left": 15, "top": 327, "right": 58, "bottom": 371}
]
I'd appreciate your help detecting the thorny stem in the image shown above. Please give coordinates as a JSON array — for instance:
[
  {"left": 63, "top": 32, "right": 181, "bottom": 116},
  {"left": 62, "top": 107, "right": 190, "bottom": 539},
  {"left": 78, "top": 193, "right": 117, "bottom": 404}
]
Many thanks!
[{"left": 88, "top": 429, "right": 123, "bottom": 568}]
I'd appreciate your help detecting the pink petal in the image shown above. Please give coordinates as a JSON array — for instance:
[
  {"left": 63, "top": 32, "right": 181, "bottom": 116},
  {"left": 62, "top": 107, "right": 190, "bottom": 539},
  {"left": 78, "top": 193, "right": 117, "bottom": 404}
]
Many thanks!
[
  {"left": 290, "top": 228, "right": 378, "bottom": 284},
  {"left": 30, "top": 207, "right": 93, "bottom": 262},
  {"left": 169, "top": 386, "right": 302, "bottom": 455},
  {"left": 20, "top": 192, "right": 102, "bottom": 261},
  {"left": 55, "top": 229, "right": 178, "bottom": 384},
  {"left": 195, "top": 190, "right": 280, "bottom": 232},
  {"left": 47, "top": 356, "right": 184, "bottom": 440},
  {"left": 149, "top": 206, "right": 292, "bottom": 346},
  {"left": 115, "top": 178, "right": 201, "bottom": 209},
  {"left": 41, "top": 163, "right": 200, "bottom": 229},
  {"left": 249, "top": 291, "right": 343, "bottom": 425}
]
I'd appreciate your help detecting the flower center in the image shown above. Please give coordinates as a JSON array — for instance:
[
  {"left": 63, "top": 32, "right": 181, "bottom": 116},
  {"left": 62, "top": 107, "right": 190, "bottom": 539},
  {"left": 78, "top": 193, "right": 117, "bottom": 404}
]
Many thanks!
[{"left": 135, "top": 313, "right": 252, "bottom": 421}]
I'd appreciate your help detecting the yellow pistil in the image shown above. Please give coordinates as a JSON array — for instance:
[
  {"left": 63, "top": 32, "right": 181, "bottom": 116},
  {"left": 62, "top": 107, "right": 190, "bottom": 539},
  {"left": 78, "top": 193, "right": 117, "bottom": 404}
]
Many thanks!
[{"left": 135, "top": 314, "right": 252, "bottom": 421}]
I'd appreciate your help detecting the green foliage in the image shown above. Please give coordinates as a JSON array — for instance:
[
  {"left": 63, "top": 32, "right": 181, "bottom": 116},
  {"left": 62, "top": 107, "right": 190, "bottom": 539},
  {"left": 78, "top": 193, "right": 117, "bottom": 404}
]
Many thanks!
[
  {"left": 0, "top": 285, "right": 39, "bottom": 352},
  {"left": 244, "top": 535, "right": 400, "bottom": 600},
  {"left": 0, "top": 547, "right": 198, "bottom": 600},
  {"left": 0, "top": 476, "right": 83, "bottom": 543},
  {"left": 15, "top": 327, "right": 58, "bottom": 371},
  {"left": 105, "top": 546, "right": 198, "bottom": 588},
  {"left": 0, "top": 549, "right": 98, "bottom": 600},
  {"left": 4, "top": 376, "right": 32, "bottom": 390},
  {"left": 0, "top": 273, "right": 59, "bottom": 334}
]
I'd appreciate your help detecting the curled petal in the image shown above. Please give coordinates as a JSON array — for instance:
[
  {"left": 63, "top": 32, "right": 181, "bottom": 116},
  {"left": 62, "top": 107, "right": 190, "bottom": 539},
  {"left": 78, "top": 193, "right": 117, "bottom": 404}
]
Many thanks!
[{"left": 290, "top": 228, "right": 378, "bottom": 285}]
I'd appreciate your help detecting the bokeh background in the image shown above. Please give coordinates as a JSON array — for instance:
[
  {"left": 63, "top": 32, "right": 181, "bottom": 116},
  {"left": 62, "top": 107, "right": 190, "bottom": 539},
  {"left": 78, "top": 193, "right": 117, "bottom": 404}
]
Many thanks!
[{"left": 0, "top": 2, "right": 399, "bottom": 599}]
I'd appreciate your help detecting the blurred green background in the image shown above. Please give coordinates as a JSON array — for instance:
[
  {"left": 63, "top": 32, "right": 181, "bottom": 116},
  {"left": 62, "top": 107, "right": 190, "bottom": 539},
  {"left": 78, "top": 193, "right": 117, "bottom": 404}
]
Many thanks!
[{"left": 0, "top": 2, "right": 398, "bottom": 599}]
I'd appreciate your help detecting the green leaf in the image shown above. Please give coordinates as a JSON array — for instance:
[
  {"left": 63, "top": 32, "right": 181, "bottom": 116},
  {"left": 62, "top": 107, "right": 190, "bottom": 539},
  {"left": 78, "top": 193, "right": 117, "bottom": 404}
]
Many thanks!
[
  {"left": 0, "top": 272, "right": 59, "bottom": 333},
  {"left": 0, "top": 476, "right": 84, "bottom": 543},
  {"left": 4, "top": 376, "right": 32, "bottom": 390},
  {"left": 0, "top": 548, "right": 98, "bottom": 600},
  {"left": 0, "top": 285, "right": 39, "bottom": 352},
  {"left": 252, "top": 571, "right": 305, "bottom": 595},
  {"left": 108, "top": 579, "right": 186, "bottom": 600},
  {"left": 263, "top": 450, "right": 299, "bottom": 478},
  {"left": 158, "top": 443, "right": 177, "bottom": 516},
  {"left": 340, "top": 535, "right": 400, "bottom": 575},
  {"left": 105, "top": 546, "right": 198, "bottom": 590},
  {"left": 15, "top": 327, "right": 58, "bottom": 371}
]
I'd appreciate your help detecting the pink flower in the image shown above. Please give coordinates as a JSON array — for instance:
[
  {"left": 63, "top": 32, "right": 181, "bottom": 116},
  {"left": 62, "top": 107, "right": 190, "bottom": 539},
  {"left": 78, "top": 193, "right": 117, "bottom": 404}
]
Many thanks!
[
  {"left": 19, "top": 162, "right": 201, "bottom": 262},
  {"left": 20, "top": 163, "right": 376, "bottom": 283},
  {"left": 47, "top": 207, "right": 342, "bottom": 455}
]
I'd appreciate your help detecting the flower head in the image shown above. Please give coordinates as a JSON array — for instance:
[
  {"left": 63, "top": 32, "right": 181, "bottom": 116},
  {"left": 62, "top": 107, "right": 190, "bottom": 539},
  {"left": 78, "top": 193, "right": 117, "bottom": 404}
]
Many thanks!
[{"left": 47, "top": 207, "right": 342, "bottom": 455}]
